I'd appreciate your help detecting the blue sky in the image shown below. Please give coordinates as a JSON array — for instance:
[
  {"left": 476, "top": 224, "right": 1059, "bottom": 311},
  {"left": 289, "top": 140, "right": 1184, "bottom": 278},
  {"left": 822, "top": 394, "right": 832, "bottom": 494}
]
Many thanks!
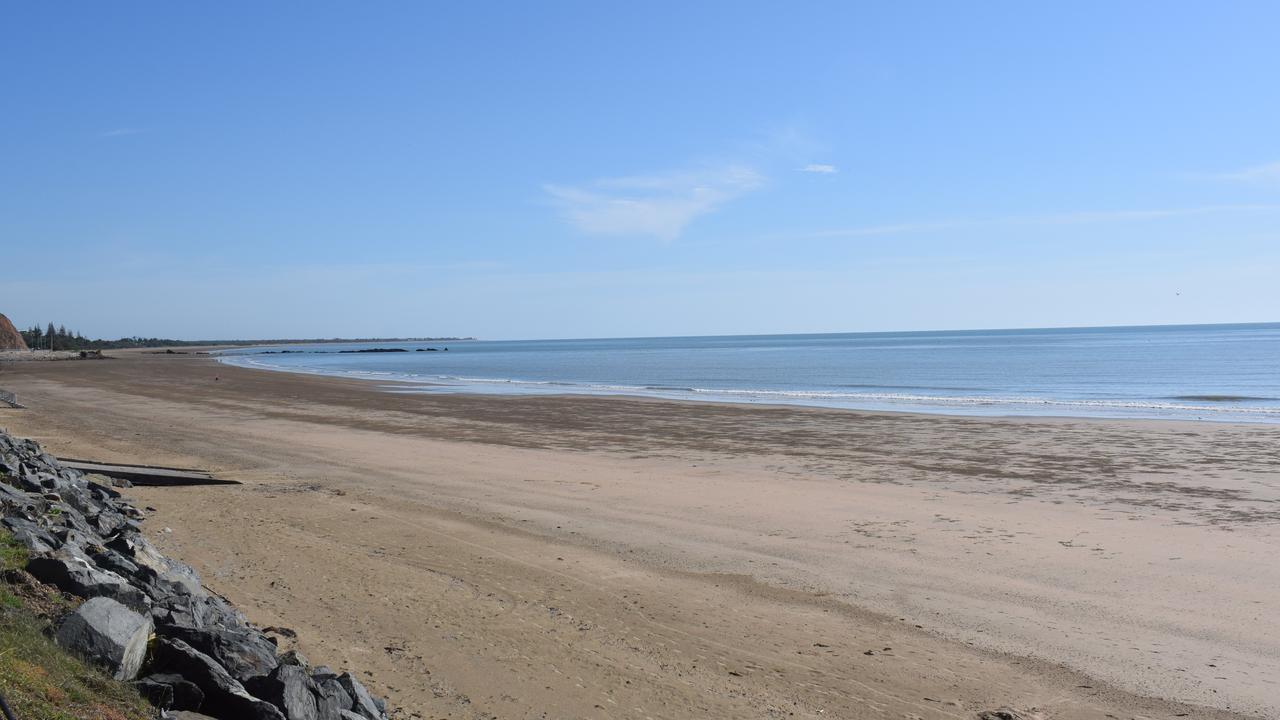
[{"left": 2, "top": 2, "right": 1278, "bottom": 340}]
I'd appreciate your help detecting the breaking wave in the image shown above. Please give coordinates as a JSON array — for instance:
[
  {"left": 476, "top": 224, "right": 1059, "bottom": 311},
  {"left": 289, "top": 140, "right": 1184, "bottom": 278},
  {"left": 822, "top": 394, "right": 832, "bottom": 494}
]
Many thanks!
[{"left": 217, "top": 354, "right": 1280, "bottom": 422}]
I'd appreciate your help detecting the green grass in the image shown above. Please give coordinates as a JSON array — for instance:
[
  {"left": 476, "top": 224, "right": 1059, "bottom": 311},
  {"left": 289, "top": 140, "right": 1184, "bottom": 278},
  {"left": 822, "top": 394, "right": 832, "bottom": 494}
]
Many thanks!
[
  {"left": 1, "top": 530, "right": 27, "bottom": 571},
  {"left": 1, "top": 531, "right": 27, "bottom": 610},
  {"left": 0, "top": 529, "right": 154, "bottom": 720}
]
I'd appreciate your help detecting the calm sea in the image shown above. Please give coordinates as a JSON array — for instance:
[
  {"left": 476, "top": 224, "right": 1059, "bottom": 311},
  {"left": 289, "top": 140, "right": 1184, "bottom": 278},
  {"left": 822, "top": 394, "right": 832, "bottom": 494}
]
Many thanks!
[{"left": 216, "top": 323, "right": 1280, "bottom": 423}]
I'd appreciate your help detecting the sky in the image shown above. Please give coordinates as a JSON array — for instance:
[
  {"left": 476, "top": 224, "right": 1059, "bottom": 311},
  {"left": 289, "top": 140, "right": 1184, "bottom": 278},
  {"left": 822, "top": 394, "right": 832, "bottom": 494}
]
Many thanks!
[{"left": 2, "top": 2, "right": 1278, "bottom": 340}]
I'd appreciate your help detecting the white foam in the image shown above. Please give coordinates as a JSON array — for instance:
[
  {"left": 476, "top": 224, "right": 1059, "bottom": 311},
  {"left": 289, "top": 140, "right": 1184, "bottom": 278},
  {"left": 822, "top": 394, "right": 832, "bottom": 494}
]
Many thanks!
[{"left": 216, "top": 354, "right": 1280, "bottom": 422}]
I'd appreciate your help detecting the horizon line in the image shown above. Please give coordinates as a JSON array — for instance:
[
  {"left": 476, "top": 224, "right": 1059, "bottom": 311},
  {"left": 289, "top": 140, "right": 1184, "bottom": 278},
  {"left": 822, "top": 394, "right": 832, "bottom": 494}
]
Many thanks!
[{"left": 122, "top": 319, "right": 1280, "bottom": 347}]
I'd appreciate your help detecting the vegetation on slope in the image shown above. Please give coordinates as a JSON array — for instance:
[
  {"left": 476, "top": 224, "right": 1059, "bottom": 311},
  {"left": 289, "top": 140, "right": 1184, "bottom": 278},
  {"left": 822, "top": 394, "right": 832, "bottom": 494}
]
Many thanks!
[{"left": 0, "top": 529, "right": 152, "bottom": 720}]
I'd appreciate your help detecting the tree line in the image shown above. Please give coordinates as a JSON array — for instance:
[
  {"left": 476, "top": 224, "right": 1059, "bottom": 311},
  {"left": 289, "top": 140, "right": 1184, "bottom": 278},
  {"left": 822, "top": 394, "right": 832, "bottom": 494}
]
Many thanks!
[
  {"left": 17, "top": 323, "right": 475, "bottom": 351},
  {"left": 19, "top": 323, "right": 211, "bottom": 351},
  {"left": 21, "top": 323, "right": 85, "bottom": 350}
]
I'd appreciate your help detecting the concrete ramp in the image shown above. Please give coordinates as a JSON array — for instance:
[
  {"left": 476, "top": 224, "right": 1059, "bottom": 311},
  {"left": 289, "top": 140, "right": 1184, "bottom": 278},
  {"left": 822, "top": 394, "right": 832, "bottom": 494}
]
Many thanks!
[{"left": 58, "top": 459, "right": 240, "bottom": 486}]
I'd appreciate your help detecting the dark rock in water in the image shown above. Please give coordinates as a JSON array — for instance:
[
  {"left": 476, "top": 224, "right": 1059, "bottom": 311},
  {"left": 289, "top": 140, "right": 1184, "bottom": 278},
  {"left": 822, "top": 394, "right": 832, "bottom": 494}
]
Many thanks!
[
  {"left": 140, "top": 672, "right": 205, "bottom": 711},
  {"left": 27, "top": 547, "right": 151, "bottom": 612},
  {"left": 54, "top": 597, "right": 154, "bottom": 680},
  {"left": 164, "top": 624, "right": 280, "bottom": 682},
  {"left": 336, "top": 672, "right": 385, "bottom": 720},
  {"left": 246, "top": 663, "right": 320, "bottom": 720},
  {"left": 149, "top": 638, "right": 286, "bottom": 720}
]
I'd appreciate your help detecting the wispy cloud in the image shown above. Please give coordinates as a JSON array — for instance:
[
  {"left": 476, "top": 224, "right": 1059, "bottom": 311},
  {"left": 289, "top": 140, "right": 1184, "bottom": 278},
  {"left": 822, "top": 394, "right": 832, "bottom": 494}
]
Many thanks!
[
  {"left": 545, "top": 165, "right": 764, "bottom": 241},
  {"left": 799, "top": 204, "right": 1280, "bottom": 240},
  {"left": 1202, "top": 161, "right": 1280, "bottom": 184},
  {"left": 799, "top": 163, "right": 838, "bottom": 174},
  {"left": 100, "top": 128, "right": 143, "bottom": 138}
]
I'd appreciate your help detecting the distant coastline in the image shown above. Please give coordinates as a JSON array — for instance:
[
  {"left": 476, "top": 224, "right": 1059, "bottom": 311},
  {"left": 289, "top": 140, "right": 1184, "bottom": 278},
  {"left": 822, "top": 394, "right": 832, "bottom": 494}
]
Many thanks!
[
  {"left": 2, "top": 334, "right": 475, "bottom": 352},
  {"left": 184, "top": 337, "right": 473, "bottom": 347}
]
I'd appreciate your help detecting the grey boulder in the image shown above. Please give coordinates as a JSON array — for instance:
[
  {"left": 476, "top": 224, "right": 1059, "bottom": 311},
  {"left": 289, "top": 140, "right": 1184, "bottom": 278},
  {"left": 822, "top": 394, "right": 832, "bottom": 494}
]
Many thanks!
[
  {"left": 49, "top": 502, "right": 100, "bottom": 536},
  {"left": 151, "top": 591, "right": 245, "bottom": 634},
  {"left": 314, "top": 676, "right": 353, "bottom": 720},
  {"left": 138, "top": 672, "right": 206, "bottom": 711},
  {"left": 90, "top": 508, "right": 129, "bottom": 536},
  {"left": 26, "top": 547, "right": 151, "bottom": 612},
  {"left": 247, "top": 663, "right": 319, "bottom": 720},
  {"left": 109, "top": 532, "right": 205, "bottom": 596},
  {"left": 0, "top": 483, "right": 47, "bottom": 515},
  {"left": 91, "top": 548, "right": 142, "bottom": 578},
  {"left": 149, "top": 637, "right": 286, "bottom": 720},
  {"left": 164, "top": 624, "right": 279, "bottom": 683},
  {"left": 336, "top": 673, "right": 385, "bottom": 720},
  {"left": 1, "top": 516, "right": 58, "bottom": 553},
  {"left": 134, "top": 677, "right": 175, "bottom": 709},
  {"left": 54, "top": 597, "right": 154, "bottom": 681}
]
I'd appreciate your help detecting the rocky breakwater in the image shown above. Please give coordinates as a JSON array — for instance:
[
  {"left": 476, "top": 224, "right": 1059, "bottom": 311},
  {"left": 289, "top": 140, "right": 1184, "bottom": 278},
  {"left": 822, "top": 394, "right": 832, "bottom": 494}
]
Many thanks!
[{"left": 0, "top": 429, "right": 391, "bottom": 720}]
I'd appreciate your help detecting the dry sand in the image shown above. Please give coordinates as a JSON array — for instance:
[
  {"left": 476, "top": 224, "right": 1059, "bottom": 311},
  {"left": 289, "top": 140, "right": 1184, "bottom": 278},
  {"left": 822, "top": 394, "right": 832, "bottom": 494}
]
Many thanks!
[{"left": 0, "top": 351, "right": 1277, "bottom": 719}]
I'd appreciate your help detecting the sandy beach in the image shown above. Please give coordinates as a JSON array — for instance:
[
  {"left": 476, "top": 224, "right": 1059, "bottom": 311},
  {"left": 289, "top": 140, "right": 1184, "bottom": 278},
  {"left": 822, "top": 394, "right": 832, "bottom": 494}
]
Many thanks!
[{"left": 0, "top": 351, "right": 1276, "bottom": 720}]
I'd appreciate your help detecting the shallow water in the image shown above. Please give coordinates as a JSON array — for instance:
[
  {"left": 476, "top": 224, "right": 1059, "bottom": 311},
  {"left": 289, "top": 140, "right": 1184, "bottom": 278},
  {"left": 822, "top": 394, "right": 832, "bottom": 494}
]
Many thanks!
[{"left": 217, "top": 323, "right": 1280, "bottom": 422}]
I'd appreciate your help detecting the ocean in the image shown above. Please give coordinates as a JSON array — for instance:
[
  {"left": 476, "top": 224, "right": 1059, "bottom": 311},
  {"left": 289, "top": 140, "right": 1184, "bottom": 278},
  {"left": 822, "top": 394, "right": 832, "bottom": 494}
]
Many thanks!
[{"left": 216, "top": 323, "right": 1280, "bottom": 423}]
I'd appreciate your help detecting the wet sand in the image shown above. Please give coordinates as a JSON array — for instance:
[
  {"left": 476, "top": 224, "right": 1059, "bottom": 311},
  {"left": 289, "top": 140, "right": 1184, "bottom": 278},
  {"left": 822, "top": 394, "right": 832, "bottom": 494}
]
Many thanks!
[{"left": 1, "top": 351, "right": 1277, "bottom": 719}]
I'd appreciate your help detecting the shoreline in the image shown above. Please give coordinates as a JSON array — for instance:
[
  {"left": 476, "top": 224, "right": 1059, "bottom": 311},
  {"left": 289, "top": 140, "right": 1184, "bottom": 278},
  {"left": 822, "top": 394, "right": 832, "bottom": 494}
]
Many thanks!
[
  {"left": 1, "top": 351, "right": 1277, "bottom": 718},
  {"left": 213, "top": 350, "right": 1280, "bottom": 425}
]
